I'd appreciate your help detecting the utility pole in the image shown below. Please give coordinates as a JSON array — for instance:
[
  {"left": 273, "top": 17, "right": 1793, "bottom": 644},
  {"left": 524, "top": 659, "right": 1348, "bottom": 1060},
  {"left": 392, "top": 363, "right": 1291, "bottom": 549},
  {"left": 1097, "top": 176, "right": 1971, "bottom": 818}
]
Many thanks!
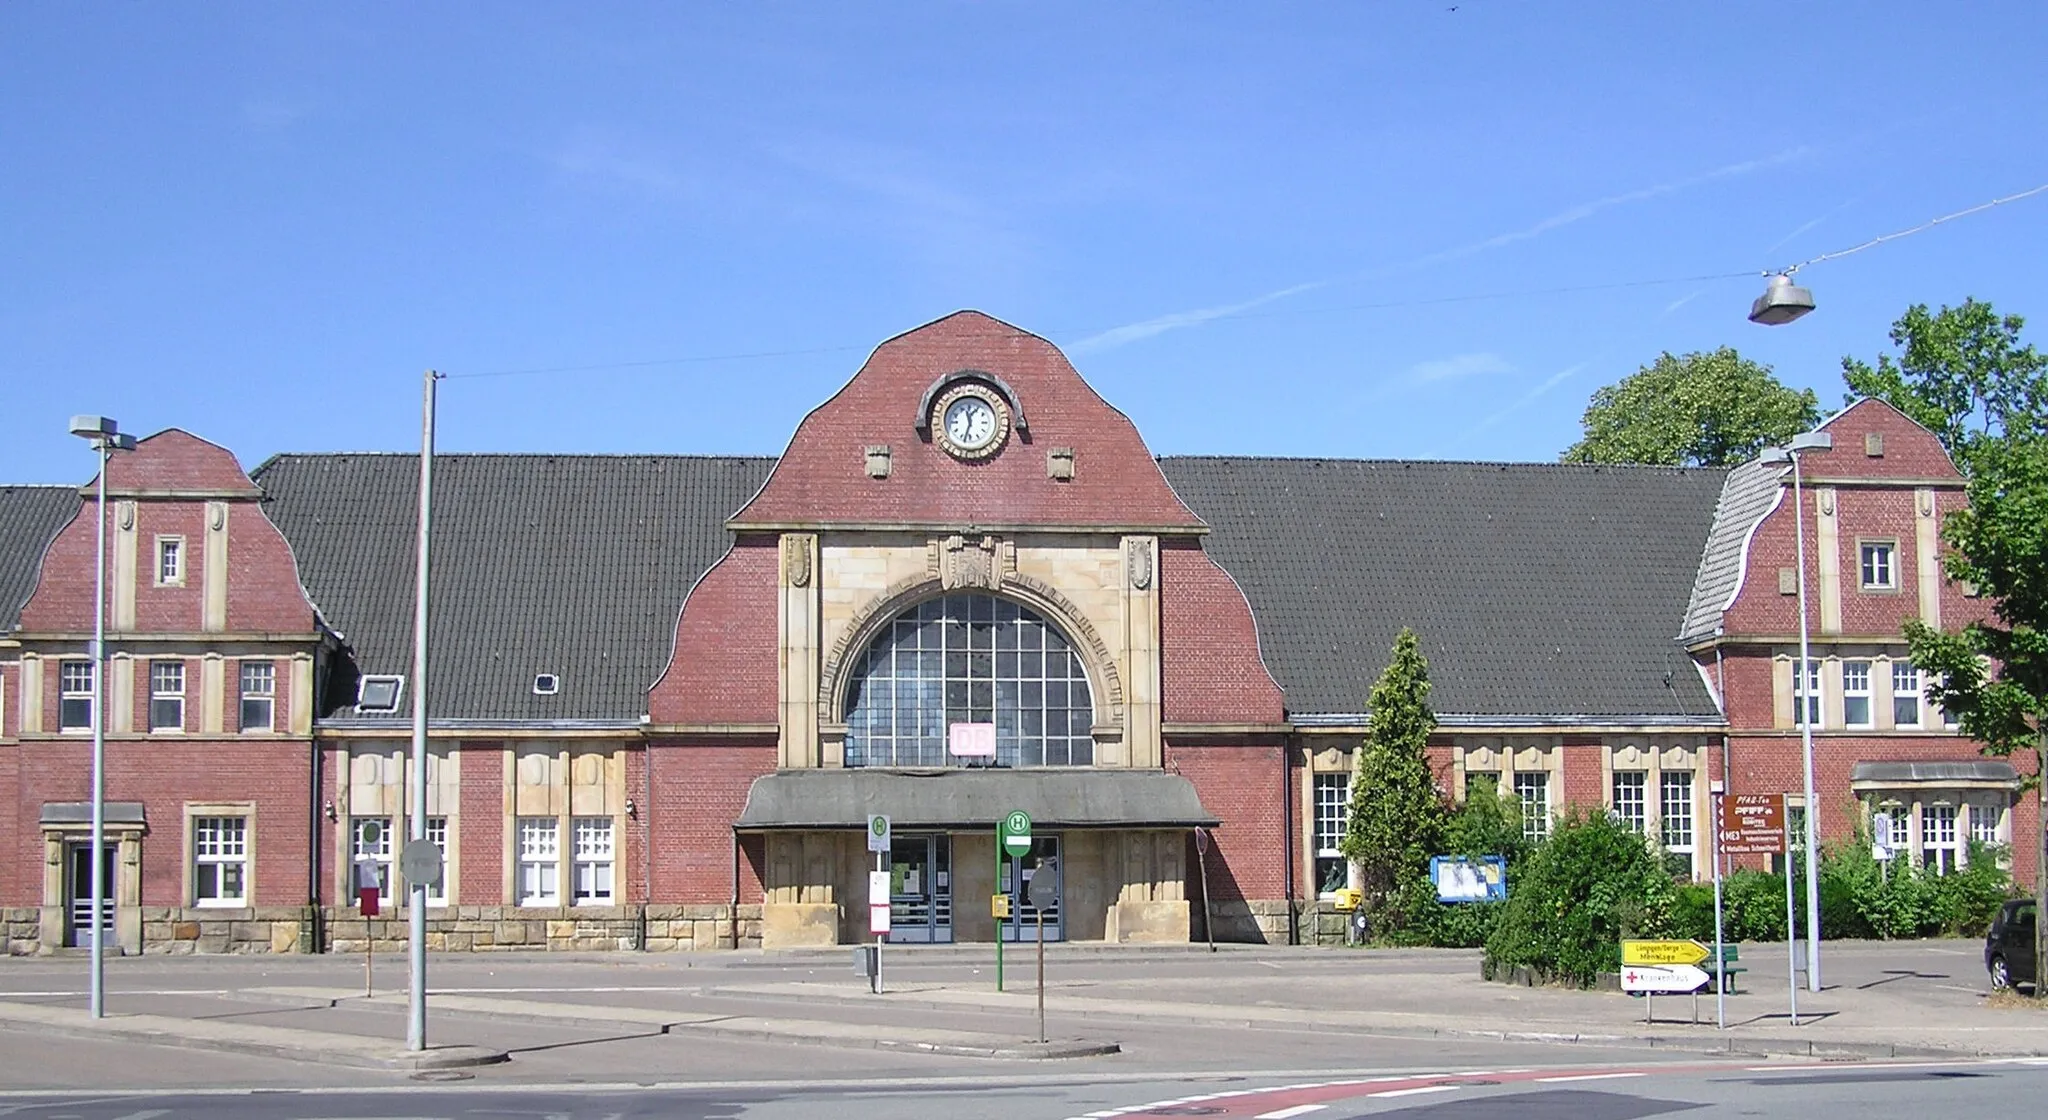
[{"left": 407, "top": 370, "right": 441, "bottom": 1052}]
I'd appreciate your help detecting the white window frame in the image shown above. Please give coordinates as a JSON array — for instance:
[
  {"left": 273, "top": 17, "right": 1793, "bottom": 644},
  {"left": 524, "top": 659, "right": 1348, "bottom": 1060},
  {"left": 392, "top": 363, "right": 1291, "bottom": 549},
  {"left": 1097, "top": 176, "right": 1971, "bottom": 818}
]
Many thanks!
[
  {"left": 1611, "top": 770, "right": 1647, "bottom": 834},
  {"left": 1891, "top": 660, "right": 1922, "bottom": 728},
  {"left": 422, "top": 816, "right": 449, "bottom": 906},
  {"left": 517, "top": 817, "right": 560, "bottom": 907},
  {"left": 1842, "top": 660, "right": 1873, "bottom": 728},
  {"left": 350, "top": 816, "right": 393, "bottom": 895},
  {"left": 1312, "top": 772, "right": 1351, "bottom": 898},
  {"left": 1512, "top": 771, "right": 1550, "bottom": 841},
  {"left": 238, "top": 661, "right": 275, "bottom": 732},
  {"left": 149, "top": 660, "right": 185, "bottom": 732},
  {"left": 1794, "top": 658, "right": 1822, "bottom": 727},
  {"left": 1967, "top": 799, "right": 2005, "bottom": 848},
  {"left": 1859, "top": 540, "right": 1898, "bottom": 590},
  {"left": 1921, "top": 802, "right": 1959, "bottom": 875},
  {"left": 192, "top": 815, "right": 249, "bottom": 907},
  {"left": 1659, "top": 772, "right": 1695, "bottom": 853},
  {"left": 59, "top": 660, "right": 95, "bottom": 732},
  {"left": 571, "top": 816, "right": 615, "bottom": 906},
  {"left": 155, "top": 535, "right": 184, "bottom": 586}
]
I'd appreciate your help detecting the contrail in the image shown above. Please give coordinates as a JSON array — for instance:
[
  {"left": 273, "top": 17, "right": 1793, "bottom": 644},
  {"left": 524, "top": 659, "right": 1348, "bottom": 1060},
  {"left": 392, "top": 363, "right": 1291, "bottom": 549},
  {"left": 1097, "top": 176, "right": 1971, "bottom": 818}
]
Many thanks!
[{"left": 1071, "top": 146, "right": 1811, "bottom": 352}]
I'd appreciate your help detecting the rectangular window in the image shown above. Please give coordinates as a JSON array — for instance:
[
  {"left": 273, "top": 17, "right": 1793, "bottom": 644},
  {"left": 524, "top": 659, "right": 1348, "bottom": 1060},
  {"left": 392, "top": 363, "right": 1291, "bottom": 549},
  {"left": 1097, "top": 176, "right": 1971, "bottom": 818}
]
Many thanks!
[
  {"left": 1794, "top": 659, "right": 1822, "bottom": 727},
  {"left": 1842, "top": 660, "right": 1873, "bottom": 727},
  {"left": 1921, "top": 803, "right": 1959, "bottom": 875},
  {"left": 149, "top": 660, "right": 185, "bottom": 732},
  {"left": 1892, "top": 661, "right": 1921, "bottom": 727},
  {"left": 517, "top": 817, "right": 560, "bottom": 906},
  {"left": 350, "top": 817, "right": 393, "bottom": 894},
  {"left": 156, "top": 537, "right": 183, "bottom": 584},
  {"left": 238, "top": 661, "right": 275, "bottom": 732},
  {"left": 1859, "top": 541, "right": 1897, "bottom": 589},
  {"left": 571, "top": 817, "right": 614, "bottom": 906},
  {"left": 1464, "top": 770, "right": 1500, "bottom": 799},
  {"left": 423, "top": 816, "right": 448, "bottom": 906},
  {"left": 1660, "top": 772, "right": 1695, "bottom": 852},
  {"left": 1512, "top": 771, "right": 1550, "bottom": 842},
  {"left": 59, "top": 660, "right": 95, "bottom": 731},
  {"left": 1968, "top": 801, "right": 2003, "bottom": 847},
  {"left": 1312, "top": 773, "right": 1351, "bottom": 897},
  {"left": 193, "top": 816, "right": 248, "bottom": 906},
  {"left": 1611, "top": 771, "right": 1647, "bottom": 833}
]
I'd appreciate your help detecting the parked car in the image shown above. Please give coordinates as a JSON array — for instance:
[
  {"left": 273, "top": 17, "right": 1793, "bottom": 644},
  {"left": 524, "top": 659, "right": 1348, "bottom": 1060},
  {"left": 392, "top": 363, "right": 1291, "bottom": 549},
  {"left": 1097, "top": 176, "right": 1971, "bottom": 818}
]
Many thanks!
[{"left": 1985, "top": 899, "right": 2038, "bottom": 991}]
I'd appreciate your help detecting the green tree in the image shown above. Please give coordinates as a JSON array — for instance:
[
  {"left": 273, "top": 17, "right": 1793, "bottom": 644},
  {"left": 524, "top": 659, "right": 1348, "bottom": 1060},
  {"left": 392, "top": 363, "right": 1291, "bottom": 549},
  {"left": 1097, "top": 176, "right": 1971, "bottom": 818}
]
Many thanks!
[
  {"left": 1340, "top": 628, "right": 1447, "bottom": 938},
  {"left": 1563, "top": 348, "right": 1822, "bottom": 466},
  {"left": 1876, "top": 299, "right": 2048, "bottom": 993},
  {"left": 1841, "top": 299, "right": 2048, "bottom": 455},
  {"left": 1905, "top": 432, "right": 2048, "bottom": 992}
]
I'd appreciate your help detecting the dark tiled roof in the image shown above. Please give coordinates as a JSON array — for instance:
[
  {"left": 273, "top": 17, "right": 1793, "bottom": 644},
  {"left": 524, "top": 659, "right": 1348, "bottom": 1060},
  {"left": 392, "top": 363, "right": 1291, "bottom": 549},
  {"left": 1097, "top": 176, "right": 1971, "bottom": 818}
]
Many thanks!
[
  {"left": 0, "top": 486, "right": 78, "bottom": 632},
  {"left": 1158, "top": 457, "right": 1728, "bottom": 722},
  {"left": 252, "top": 454, "right": 775, "bottom": 725}
]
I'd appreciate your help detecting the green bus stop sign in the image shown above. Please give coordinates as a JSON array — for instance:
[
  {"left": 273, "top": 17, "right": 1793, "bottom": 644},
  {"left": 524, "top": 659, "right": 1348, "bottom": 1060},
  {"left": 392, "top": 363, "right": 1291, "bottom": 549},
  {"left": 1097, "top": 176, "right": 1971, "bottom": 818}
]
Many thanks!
[{"left": 1000, "top": 810, "right": 1032, "bottom": 857}]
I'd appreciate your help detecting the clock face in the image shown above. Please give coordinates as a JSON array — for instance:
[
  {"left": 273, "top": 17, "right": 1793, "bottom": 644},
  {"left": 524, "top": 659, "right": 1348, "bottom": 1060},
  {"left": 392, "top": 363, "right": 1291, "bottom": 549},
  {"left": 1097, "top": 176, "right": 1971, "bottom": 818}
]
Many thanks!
[
  {"left": 943, "top": 395, "right": 998, "bottom": 450},
  {"left": 930, "top": 383, "right": 1011, "bottom": 459}
]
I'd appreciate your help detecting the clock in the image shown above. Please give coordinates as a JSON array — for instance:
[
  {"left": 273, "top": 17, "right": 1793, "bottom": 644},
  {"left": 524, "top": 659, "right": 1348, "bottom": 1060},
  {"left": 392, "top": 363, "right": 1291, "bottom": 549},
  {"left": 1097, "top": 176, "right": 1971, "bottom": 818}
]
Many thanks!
[{"left": 932, "top": 384, "right": 1010, "bottom": 460}]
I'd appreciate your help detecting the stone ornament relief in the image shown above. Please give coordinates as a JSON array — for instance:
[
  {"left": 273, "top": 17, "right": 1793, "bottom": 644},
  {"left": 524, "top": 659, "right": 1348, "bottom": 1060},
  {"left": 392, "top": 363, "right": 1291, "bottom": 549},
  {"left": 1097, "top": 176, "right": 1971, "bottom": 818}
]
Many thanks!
[
  {"left": 1917, "top": 491, "right": 1936, "bottom": 518},
  {"left": 782, "top": 534, "right": 813, "bottom": 587},
  {"left": 932, "top": 534, "right": 1014, "bottom": 591},
  {"left": 1127, "top": 539, "right": 1154, "bottom": 591},
  {"left": 1818, "top": 489, "right": 1836, "bottom": 517}
]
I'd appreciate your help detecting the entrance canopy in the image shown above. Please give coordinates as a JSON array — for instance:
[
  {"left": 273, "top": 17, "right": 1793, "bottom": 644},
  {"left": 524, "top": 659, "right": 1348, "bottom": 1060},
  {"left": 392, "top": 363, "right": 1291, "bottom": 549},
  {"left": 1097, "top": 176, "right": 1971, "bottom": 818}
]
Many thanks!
[{"left": 734, "top": 769, "right": 1219, "bottom": 831}]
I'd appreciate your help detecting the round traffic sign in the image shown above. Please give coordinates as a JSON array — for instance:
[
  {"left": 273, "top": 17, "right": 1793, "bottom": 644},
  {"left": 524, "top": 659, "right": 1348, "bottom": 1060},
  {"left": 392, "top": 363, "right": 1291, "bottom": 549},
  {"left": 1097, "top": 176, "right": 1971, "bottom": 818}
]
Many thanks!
[{"left": 399, "top": 838, "right": 443, "bottom": 888}]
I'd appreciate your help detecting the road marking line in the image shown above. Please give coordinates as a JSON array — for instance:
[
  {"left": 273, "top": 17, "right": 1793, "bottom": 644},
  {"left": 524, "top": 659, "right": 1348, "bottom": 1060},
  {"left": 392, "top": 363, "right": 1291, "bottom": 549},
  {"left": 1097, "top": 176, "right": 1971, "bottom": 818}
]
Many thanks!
[
  {"left": 1254, "top": 1107, "right": 1328, "bottom": 1119},
  {"left": 1535, "top": 1072, "right": 1645, "bottom": 1083},
  {"left": 1370, "top": 1086, "right": 1459, "bottom": 1098},
  {"left": 109, "top": 1112, "right": 169, "bottom": 1120}
]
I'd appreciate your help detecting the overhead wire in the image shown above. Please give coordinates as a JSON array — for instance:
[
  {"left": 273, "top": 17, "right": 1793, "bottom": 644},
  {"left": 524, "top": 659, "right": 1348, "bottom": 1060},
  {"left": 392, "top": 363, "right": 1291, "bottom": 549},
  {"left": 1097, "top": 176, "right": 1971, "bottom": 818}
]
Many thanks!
[{"left": 1776, "top": 180, "right": 2048, "bottom": 276}]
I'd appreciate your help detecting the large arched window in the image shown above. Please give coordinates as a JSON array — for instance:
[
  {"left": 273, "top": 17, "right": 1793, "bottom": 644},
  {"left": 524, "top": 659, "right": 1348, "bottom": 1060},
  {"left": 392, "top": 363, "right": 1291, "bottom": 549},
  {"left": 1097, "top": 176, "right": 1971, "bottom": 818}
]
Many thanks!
[{"left": 845, "top": 593, "right": 1095, "bottom": 768}]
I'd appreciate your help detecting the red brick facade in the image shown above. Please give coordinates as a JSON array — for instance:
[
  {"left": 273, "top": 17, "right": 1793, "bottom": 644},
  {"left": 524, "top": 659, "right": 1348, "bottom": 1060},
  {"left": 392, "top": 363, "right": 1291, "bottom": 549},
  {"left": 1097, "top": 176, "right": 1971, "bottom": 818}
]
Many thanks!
[{"left": 5, "top": 324, "right": 2035, "bottom": 956}]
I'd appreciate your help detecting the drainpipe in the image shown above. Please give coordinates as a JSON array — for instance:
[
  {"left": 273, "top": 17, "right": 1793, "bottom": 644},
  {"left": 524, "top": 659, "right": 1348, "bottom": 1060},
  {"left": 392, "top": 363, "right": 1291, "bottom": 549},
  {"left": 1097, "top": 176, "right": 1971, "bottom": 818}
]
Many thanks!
[
  {"left": 1283, "top": 737, "right": 1298, "bottom": 946},
  {"left": 730, "top": 831, "right": 742, "bottom": 950},
  {"left": 640, "top": 746, "right": 654, "bottom": 951}
]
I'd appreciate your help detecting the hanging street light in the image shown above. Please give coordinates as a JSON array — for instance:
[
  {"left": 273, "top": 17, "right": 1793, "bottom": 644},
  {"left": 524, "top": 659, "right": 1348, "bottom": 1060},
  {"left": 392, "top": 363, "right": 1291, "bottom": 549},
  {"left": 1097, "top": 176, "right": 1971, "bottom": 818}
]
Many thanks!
[{"left": 1749, "top": 273, "right": 1816, "bottom": 326}]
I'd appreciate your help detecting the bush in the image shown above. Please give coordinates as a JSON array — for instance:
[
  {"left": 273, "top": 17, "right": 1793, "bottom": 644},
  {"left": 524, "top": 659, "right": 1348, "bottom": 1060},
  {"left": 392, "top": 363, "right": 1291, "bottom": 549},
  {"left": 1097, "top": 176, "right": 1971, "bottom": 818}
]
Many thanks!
[{"left": 1483, "top": 809, "right": 1678, "bottom": 986}]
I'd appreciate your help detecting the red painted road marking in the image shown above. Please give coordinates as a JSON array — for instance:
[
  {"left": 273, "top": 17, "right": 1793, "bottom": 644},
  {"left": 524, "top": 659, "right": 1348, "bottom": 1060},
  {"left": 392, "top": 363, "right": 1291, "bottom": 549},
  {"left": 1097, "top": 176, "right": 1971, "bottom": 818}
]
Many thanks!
[{"left": 1059, "top": 1059, "right": 2032, "bottom": 1120}]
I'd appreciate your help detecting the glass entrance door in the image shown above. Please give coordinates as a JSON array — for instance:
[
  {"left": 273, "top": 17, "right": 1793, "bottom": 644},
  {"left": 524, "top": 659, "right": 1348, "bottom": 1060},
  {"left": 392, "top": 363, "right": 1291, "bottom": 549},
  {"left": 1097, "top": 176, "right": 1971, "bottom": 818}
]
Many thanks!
[
  {"left": 887, "top": 834, "right": 952, "bottom": 943},
  {"left": 66, "top": 842, "right": 116, "bottom": 949},
  {"left": 999, "top": 835, "right": 1062, "bottom": 942}
]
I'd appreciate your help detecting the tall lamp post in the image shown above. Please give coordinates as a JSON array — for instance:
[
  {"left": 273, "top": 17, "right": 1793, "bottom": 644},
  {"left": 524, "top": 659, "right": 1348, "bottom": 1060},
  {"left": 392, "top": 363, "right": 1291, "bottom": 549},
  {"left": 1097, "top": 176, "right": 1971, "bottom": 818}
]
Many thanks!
[
  {"left": 1763, "top": 431, "right": 1833, "bottom": 993},
  {"left": 67, "top": 416, "right": 135, "bottom": 1020}
]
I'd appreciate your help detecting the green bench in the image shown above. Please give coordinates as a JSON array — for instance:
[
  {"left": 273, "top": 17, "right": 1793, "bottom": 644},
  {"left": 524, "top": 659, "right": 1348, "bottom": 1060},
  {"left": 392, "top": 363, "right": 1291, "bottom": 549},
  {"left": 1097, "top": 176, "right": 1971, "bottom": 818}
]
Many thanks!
[{"left": 1705, "top": 944, "right": 1745, "bottom": 993}]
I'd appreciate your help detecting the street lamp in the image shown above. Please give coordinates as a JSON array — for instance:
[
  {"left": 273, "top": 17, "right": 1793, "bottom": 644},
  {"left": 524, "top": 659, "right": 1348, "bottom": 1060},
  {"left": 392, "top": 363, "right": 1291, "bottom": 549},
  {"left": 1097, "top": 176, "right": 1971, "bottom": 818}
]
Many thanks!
[
  {"left": 1762, "top": 430, "right": 1833, "bottom": 993},
  {"left": 1749, "top": 273, "right": 1816, "bottom": 326},
  {"left": 67, "top": 415, "right": 135, "bottom": 1021}
]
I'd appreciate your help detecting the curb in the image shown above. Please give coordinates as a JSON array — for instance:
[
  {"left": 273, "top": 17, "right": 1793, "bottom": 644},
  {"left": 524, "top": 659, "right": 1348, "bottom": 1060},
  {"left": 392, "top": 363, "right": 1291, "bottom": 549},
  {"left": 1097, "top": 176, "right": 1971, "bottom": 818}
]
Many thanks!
[
  {"left": 705, "top": 985, "right": 2048, "bottom": 1062},
  {"left": 0, "top": 1001, "right": 509, "bottom": 1072}
]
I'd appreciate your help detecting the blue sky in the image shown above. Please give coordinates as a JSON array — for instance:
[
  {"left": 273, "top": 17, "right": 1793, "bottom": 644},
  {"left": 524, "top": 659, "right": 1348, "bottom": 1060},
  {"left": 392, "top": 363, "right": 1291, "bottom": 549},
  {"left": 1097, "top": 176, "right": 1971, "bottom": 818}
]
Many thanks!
[{"left": 5, "top": 3, "right": 2045, "bottom": 484}]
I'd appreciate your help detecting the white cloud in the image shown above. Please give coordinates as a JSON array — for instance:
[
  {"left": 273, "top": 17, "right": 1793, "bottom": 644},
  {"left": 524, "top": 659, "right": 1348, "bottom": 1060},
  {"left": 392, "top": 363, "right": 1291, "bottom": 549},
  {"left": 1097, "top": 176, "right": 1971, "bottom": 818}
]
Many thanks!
[{"left": 1407, "top": 351, "right": 1514, "bottom": 383}]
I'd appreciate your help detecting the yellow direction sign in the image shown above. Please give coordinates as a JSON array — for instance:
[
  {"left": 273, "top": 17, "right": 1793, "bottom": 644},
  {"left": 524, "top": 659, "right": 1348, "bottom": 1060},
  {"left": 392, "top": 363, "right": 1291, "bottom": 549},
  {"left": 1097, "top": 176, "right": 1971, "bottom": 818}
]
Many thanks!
[{"left": 1621, "top": 939, "right": 1711, "bottom": 966}]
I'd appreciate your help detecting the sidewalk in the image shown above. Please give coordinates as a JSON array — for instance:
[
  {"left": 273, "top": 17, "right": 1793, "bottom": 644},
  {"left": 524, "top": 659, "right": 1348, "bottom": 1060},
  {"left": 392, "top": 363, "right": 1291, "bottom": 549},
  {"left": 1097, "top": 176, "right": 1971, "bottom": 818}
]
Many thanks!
[{"left": 0, "top": 938, "right": 2039, "bottom": 1080}]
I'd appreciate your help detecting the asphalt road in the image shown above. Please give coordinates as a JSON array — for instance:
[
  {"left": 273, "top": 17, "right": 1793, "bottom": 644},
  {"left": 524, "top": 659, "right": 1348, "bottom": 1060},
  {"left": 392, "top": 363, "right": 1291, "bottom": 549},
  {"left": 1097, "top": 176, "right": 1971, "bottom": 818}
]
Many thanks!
[{"left": 0, "top": 1059, "right": 2043, "bottom": 1119}]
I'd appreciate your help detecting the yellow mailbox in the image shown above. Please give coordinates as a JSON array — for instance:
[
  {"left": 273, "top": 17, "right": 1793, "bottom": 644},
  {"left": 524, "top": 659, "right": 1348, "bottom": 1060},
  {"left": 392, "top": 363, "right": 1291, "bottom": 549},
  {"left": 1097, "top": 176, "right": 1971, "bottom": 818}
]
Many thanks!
[
  {"left": 991, "top": 893, "right": 1012, "bottom": 919},
  {"left": 1333, "top": 888, "right": 1363, "bottom": 911}
]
